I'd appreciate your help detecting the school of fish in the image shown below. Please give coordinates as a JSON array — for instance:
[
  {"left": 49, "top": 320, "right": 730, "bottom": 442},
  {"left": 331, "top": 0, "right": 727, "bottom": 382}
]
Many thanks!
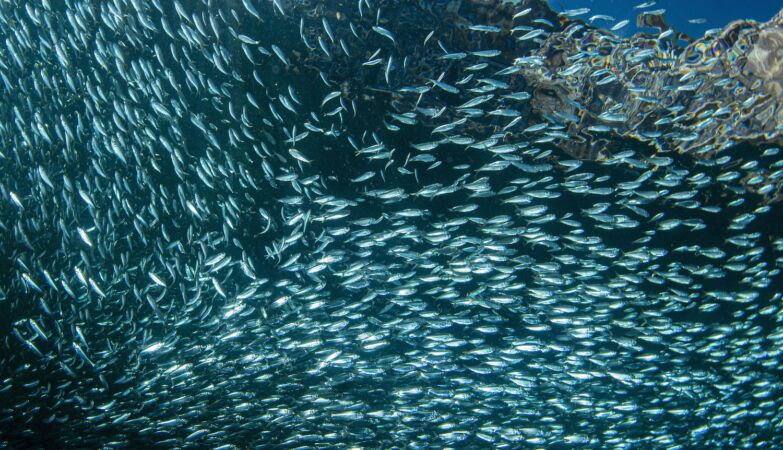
[{"left": 1, "top": 0, "right": 782, "bottom": 447}]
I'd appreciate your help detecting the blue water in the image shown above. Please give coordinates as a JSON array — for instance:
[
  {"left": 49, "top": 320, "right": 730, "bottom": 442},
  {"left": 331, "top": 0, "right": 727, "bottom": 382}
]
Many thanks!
[{"left": 551, "top": 0, "right": 781, "bottom": 37}]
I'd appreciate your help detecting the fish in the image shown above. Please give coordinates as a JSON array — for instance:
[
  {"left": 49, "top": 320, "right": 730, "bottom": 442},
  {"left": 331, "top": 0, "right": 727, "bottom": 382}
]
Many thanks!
[
  {"left": 634, "top": 2, "right": 657, "bottom": 9},
  {"left": 271, "top": 44, "right": 290, "bottom": 66},
  {"left": 371, "top": 25, "right": 396, "bottom": 45},
  {"left": 611, "top": 19, "right": 630, "bottom": 31},
  {"left": 561, "top": 8, "right": 591, "bottom": 18},
  {"left": 242, "top": 0, "right": 262, "bottom": 20},
  {"left": 0, "top": 0, "right": 781, "bottom": 449},
  {"left": 518, "top": 29, "right": 547, "bottom": 40},
  {"left": 322, "top": 17, "right": 335, "bottom": 43},
  {"left": 468, "top": 24, "right": 501, "bottom": 33}
]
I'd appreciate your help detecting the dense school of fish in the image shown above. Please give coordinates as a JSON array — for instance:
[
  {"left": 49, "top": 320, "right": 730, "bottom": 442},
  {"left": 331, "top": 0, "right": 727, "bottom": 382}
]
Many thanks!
[{"left": 1, "top": 0, "right": 782, "bottom": 447}]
